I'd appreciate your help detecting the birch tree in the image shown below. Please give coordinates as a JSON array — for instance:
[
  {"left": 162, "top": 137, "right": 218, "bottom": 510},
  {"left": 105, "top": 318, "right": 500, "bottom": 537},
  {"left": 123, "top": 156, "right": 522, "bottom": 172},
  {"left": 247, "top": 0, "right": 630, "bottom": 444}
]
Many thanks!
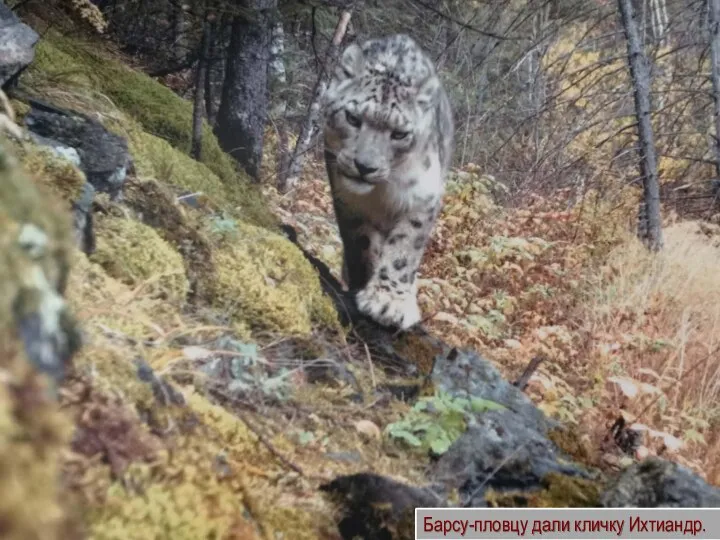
[{"left": 618, "top": 0, "right": 663, "bottom": 251}]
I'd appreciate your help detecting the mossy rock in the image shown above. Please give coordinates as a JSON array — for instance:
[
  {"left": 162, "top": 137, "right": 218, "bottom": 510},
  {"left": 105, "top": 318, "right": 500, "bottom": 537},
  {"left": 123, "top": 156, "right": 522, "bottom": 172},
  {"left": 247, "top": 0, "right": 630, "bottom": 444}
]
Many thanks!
[
  {"left": 120, "top": 117, "right": 273, "bottom": 230},
  {"left": 29, "top": 35, "right": 232, "bottom": 181},
  {"left": 0, "top": 138, "right": 80, "bottom": 539},
  {"left": 11, "top": 138, "right": 86, "bottom": 207},
  {"left": 208, "top": 220, "right": 339, "bottom": 337},
  {"left": 123, "top": 178, "right": 217, "bottom": 305},
  {"left": 90, "top": 215, "right": 190, "bottom": 306}
]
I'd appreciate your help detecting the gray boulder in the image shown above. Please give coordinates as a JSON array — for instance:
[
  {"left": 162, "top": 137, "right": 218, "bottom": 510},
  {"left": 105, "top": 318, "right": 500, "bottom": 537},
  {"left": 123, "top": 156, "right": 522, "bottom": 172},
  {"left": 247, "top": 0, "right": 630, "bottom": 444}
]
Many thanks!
[
  {"left": 24, "top": 99, "right": 131, "bottom": 199},
  {"left": 432, "top": 347, "right": 555, "bottom": 434},
  {"left": 601, "top": 458, "right": 720, "bottom": 507},
  {"left": 0, "top": 2, "right": 39, "bottom": 89},
  {"left": 431, "top": 409, "right": 591, "bottom": 507},
  {"left": 23, "top": 99, "right": 132, "bottom": 254}
]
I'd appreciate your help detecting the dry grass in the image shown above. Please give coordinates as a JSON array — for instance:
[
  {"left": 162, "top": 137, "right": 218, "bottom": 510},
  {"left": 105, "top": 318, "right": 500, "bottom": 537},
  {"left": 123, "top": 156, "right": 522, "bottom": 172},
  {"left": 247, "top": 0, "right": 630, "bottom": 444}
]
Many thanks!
[{"left": 583, "top": 221, "right": 720, "bottom": 478}]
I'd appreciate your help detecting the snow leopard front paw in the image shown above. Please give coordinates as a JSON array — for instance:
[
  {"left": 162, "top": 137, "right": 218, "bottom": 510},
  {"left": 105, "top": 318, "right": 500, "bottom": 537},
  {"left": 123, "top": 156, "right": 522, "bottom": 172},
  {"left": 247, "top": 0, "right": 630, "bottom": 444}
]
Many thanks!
[{"left": 354, "top": 281, "right": 421, "bottom": 330}]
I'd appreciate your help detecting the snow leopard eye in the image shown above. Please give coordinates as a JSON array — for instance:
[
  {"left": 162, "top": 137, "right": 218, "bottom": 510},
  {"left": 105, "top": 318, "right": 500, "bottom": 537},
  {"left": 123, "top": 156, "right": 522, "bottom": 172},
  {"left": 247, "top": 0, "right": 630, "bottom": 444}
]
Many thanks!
[
  {"left": 391, "top": 130, "right": 410, "bottom": 141},
  {"left": 345, "top": 110, "right": 362, "bottom": 128}
]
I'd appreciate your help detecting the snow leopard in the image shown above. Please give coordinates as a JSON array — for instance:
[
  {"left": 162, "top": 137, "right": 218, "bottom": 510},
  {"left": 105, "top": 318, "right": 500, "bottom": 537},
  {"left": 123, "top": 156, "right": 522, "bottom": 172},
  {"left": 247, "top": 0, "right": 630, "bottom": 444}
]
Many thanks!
[{"left": 322, "top": 34, "right": 454, "bottom": 330}]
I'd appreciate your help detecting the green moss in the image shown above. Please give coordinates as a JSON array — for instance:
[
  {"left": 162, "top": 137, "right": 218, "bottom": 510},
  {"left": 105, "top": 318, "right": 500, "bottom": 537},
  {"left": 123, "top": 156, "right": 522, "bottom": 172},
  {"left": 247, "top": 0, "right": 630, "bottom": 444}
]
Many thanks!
[
  {"left": 26, "top": 34, "right": 277, "bottom": 230},
  {"left": 29, "top": 36, "right": 232, "bottom": 180},
  {"left": 209, "top": 220, "right": 339, "bottom": 337},
  {"left": 0, "top": 138, "right": 78, "bottom": 539},
  {"left": 91, "top": 215, "right": 190, "bottom": 306},
  {"left": 126, "top": 125, "right": 227, "bottom": 202}
]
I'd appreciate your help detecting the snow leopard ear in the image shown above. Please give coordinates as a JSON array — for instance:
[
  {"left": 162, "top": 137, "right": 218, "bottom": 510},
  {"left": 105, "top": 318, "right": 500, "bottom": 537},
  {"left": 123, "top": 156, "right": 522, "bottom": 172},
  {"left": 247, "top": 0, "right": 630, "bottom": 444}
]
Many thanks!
[
  {"left": 416, "top": 75, "right": 440, "bottom": 111},
  {"left": 337, "top": 43, "right": 363, "bottom": 80}
]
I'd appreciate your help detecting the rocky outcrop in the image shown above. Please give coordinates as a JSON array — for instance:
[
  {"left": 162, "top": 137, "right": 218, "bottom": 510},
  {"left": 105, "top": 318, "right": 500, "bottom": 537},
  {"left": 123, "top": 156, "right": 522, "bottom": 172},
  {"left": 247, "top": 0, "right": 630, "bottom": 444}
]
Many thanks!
[
  {"left": 0, "top": 2, "right": 39, "bottom": 89},
  {"left": 25, "top": 99, "right": 131, "bottom": 199},
  {"left": 21, "top": 99, "right": 132, "bottom": 254}
]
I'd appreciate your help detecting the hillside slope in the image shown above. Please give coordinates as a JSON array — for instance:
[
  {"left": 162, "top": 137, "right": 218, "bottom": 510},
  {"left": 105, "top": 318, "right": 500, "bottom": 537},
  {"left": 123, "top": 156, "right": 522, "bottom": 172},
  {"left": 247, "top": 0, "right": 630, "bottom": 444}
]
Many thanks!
[{"left": 2, "top": 5, "right": 720, "bottom": 540}]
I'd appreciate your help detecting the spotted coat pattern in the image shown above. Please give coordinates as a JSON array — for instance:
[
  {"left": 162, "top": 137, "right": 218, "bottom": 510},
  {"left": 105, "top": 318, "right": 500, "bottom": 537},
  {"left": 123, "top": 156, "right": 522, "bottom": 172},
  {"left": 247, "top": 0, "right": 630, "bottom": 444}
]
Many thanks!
[{"left": 322, "top": 34, "right": 454, "bottom": 330}]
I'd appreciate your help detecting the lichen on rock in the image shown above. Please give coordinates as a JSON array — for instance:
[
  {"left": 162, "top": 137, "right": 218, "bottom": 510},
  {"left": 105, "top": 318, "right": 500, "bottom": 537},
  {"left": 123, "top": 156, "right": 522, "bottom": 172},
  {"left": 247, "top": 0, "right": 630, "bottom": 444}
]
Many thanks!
[
  {"left": 12, "top": 138, "right": 87, "bottom": 205},
  {"left": 0, "top": 137, "right": 80, "bottom": 539}
]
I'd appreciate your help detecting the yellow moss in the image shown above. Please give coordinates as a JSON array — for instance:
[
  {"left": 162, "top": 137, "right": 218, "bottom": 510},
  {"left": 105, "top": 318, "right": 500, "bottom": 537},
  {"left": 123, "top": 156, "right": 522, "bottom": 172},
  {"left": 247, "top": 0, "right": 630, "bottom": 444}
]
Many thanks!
[
  {"left": 90, "top": 215, "right": 189, "bottom": 306},
  {"left": 74, "top": 344, "right": 155, "bottom": 408},
  {"left": 66, "top": 248, "right": 180, "bottom": 343},
  {"left": 184, "top": 389, "right": 260, "bottom": 451},
  {"left": 0, "top": 377, "right": 73, "bottom": 540},
  {"left": 87, "top": 441, "right": 258, "bottom": 540},
  {"left": 394, "top": 333, "right": 444, "bottom": 376},
  {"left": 14, "top": 141, "right": 86, "bottom": 205},
  {"left": 91, "top": 478, "right": 252, "bottom": 540},
  {"left": 209, "top": 220, "right": 339, "bottom": 336},
  {"left": 85, "top": 389, "right": 265, "bottom": 539},
  {"left": 547, "top": 426, "right": 594, "bottom": 465}
]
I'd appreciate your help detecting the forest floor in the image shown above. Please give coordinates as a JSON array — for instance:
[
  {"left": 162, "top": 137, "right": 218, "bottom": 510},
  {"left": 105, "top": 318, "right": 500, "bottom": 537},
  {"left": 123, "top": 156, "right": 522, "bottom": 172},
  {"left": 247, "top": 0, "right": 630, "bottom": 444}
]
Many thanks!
[{"left": 263, "top": 152, "right": 720, "bottom": 484}]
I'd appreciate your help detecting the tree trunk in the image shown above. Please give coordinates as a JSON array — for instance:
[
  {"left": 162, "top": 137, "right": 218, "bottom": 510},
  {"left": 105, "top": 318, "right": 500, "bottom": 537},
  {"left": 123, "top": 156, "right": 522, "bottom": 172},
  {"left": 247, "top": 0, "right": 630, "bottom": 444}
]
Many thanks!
[
  {"left": 709, "top": 0, "right": 720, "bottom": 179},
  {"left": 618, "top": 0, "right": 663, "bottom": 251},
  {"left": 278, "top": 9, "right": 352, "bottom": 193},
  {"left": 191, "top": 12, "right": 213, "bottom": 160},
  {"left": 173, "top": 2, "right": 190, "bottom": 63},
  {"left": 204, "top": 15, "right": 220, "bottom": 128},
  {"left": 214, "top": 0, "right": 276, "bottom": 181}
]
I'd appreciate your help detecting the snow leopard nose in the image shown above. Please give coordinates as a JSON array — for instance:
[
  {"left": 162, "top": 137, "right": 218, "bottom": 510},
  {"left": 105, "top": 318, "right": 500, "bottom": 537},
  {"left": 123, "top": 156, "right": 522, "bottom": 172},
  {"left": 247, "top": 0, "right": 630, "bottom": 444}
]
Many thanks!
[{"left": 354, "top": 160, "right": 378, "bottom": 177}]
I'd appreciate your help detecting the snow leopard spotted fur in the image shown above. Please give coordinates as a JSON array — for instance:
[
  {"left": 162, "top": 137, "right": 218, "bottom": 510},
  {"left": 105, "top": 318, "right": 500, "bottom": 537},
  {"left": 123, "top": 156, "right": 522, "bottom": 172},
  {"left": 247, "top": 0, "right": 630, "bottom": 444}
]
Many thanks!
[{"left": 322, "top": 34, "right": 454, "bottom": 330}]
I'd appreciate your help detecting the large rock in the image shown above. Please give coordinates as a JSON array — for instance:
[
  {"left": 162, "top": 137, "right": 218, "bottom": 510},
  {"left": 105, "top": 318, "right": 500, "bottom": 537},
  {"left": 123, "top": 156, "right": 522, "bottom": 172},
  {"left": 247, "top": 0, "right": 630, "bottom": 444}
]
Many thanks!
[
  {"left": 431, "top": 346, "right": 554, "bottom": 433},
  {"left": 431, "top": 409, "right": 590, "bottom": 507},
  {"left": 601, "top": 458, "right": 720, "bottom": 507},
  {"left": 0, "top": 1, "right": 39, "bottom": 88},
  {"left": 24, "top": 99, "right": 131, "bottom": 199}
]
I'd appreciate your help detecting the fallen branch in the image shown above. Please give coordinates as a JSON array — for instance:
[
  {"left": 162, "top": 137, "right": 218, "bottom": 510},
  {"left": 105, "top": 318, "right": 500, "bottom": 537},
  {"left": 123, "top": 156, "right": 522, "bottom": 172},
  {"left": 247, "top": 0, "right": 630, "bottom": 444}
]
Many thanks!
[{"left": 512, "top": 356, "right": 544, "bottom": 392}]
